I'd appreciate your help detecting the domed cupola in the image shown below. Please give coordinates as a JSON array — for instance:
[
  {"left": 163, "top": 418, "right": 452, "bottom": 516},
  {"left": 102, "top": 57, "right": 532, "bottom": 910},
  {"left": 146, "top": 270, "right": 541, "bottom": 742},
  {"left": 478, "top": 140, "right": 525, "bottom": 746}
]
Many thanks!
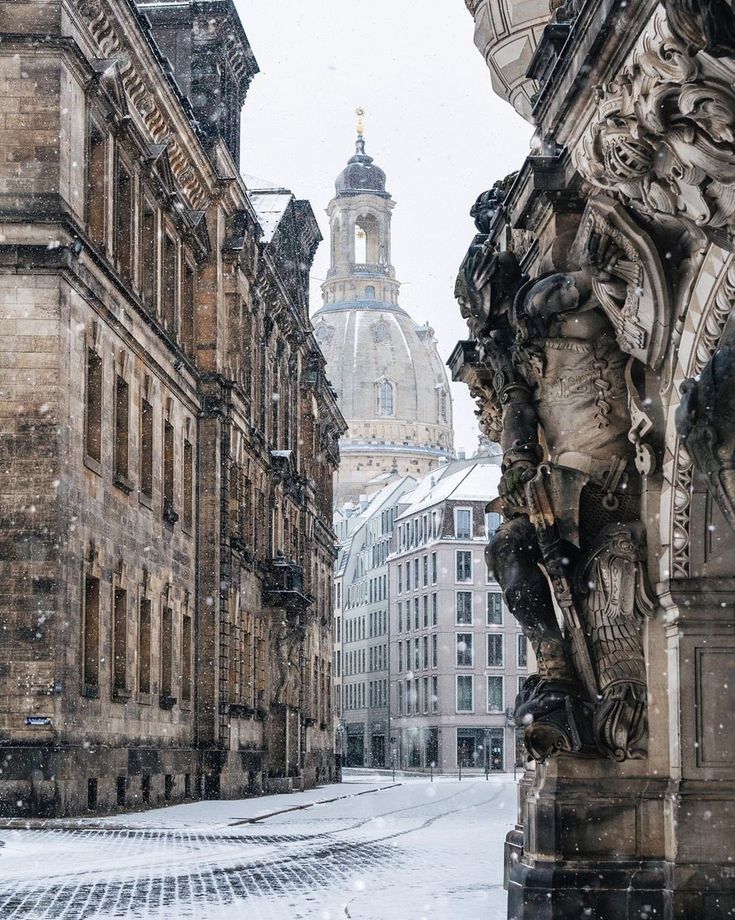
[
  {"left": 334, "top": 108, "right": 390, "bottom": 199},
  {"left": 335, "top": 137, "right": 390, "bottom": 199},
  {"left": 313, "top": 114, "right": 455, "bottom": 505}
]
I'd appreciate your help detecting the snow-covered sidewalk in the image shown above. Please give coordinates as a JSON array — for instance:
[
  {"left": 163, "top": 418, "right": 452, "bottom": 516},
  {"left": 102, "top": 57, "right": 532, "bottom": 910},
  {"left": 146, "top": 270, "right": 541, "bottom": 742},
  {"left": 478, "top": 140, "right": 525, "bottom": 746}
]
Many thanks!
[{"left": 0, "top": 773, "right": 516, "bottom": 919}]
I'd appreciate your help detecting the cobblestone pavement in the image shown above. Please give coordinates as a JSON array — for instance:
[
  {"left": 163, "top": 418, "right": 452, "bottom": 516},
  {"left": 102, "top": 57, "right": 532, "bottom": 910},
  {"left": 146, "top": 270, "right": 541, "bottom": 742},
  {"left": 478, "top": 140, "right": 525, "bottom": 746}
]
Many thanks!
[{"left": 0, "top": 775, "right": 516, "bottom": 919}]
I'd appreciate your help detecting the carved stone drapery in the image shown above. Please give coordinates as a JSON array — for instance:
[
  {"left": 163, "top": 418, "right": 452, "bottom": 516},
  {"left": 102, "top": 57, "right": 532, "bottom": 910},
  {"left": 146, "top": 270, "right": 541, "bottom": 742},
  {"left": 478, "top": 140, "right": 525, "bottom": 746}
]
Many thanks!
[{"left": 574, "top": 7, "right": 735, "bottom": 247}]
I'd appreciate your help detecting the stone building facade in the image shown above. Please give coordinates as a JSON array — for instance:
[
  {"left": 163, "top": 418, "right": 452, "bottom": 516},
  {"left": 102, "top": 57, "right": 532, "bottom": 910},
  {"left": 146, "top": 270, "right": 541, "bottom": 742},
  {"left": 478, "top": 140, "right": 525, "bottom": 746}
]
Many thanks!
[
  {"left": 0, "top": 0, "right": 344, "bottom": 815},
  {"left": 313, "top": 132, "right": 455, "bottom": 506},
  {"left": 453, "top": 1, "right": 735, "bottom": 916}
]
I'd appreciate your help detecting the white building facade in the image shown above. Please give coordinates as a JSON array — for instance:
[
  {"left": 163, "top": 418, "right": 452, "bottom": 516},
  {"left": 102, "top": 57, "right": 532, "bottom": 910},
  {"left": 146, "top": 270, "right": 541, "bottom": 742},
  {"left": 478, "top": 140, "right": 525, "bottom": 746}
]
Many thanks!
[
  {"left": 335, "top": 456, "right": 531, "bottom": 773},
  {"left": 389, "top": 460, "right": 529, "bottom": 773}
]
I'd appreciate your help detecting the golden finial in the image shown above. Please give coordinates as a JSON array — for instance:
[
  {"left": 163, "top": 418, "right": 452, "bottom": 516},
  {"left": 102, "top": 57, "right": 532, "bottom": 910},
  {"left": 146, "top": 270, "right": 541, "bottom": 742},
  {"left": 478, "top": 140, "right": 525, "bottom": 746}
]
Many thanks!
[{"left": 355, "top": 106, "right": 365, "bottom": 138}]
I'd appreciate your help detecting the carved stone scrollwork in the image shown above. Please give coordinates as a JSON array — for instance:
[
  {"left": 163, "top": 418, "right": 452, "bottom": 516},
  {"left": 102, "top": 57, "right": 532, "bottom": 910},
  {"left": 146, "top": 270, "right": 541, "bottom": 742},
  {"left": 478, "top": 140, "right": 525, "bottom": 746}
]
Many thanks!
[
  {"left": 574, "top": 198, "right": 671, "bottom": 371},
  {"left": 575, "top": 7, "right": 735, "bottom": 245}
]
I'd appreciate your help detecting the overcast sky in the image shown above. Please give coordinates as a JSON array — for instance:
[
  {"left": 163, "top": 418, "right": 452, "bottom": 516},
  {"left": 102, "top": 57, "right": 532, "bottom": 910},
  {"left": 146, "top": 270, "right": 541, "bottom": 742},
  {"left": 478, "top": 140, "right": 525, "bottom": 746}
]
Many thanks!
[{"left": 237, "top": 0, "right": 531, "bottom": 455}]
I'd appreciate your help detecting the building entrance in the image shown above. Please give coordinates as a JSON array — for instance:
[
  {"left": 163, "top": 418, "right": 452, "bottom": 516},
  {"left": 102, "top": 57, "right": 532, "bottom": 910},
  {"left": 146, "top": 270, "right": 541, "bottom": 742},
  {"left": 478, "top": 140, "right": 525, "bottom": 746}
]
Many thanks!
[
  {"left": 456, "top": 728, "right": 504, "bottom": 770},
  {"left": 371, "top": 734, "right": 385, "bottom": 767}
]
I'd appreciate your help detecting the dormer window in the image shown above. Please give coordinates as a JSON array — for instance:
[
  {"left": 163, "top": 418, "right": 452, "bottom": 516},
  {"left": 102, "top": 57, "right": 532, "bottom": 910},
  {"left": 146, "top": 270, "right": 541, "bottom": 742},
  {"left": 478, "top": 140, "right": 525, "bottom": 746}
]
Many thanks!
[{"left": 376, "top": 378, "right": 395, "bottom": 417}]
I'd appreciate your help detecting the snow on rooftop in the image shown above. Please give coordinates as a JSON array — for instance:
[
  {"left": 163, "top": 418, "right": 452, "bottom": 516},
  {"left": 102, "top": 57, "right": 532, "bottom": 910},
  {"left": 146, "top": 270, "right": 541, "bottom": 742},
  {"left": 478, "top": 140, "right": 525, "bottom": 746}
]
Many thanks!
[{"left": 396, "top": 460, "right": 501, "bottom": 519}]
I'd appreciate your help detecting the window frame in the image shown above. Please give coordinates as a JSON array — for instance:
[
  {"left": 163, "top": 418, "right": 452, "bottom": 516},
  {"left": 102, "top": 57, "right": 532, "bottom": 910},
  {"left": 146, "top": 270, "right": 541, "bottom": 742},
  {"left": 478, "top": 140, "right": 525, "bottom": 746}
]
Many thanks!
[{"left": 456, "top": 674, "right": 474, "bottom": 713}]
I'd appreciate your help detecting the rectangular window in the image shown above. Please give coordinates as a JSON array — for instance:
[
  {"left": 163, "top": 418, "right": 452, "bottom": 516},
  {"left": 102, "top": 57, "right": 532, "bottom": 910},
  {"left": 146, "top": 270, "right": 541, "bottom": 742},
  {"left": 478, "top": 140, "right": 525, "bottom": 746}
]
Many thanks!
[
  {"left": 114, "top": 162, "right": 134, "bottom": 280},
  {"left": 181, "top": 261, "right": 195, "bottom": 356},
  {"left": 485, "top": 511, "right": 502, "bottom": 540},
  {"left": 398, "top": 642, "right": 403, "bottom": 673},
  {"left": 398, "top": 681, "right": 404, "bottom": 715},
  {"left": 406, "top": 561, "right": 411, "bottom": 591},
  {"left": 456, "top": 550, "right": 472, "bottom": 582},
  {"left": 431, "top": 552, "right": 437, "bottom": 584},
  {"left": 113, "top": 375, "right": 130, "bottom": 485},
  {"left": 414, "top": 637, "right": 420, "bottom": 672},
  {"left": 140, "top": 399, "right": 153, "bottom": 499},
  {"left": 456, "top": 675, "right": 473, "bottom": 712},
  {"left": 398, "top": 566, "right": 403, "bottom": 594},
  {"left": 183, "top": 438, "right": 193, "bottom": 531},
  {"left": 487, "top": 675, "right": 504, "bottom": 712},
  {"left": 423, "top": 676, "right": 429, "bottom": 714},
  {"left": 141, "top": 199, "right": 157, "bottom": 309},
  {"left": 456, "top": 591, "right": 473, "bottom": 625},
  {"left": 85, "top": 348, "right": 102, "bottom": 464},
  {"left": 83, "top": 575, "right": 100, "bottom": 692},
  {"left": 432, "top": 593, "right": 438, "bottom": 626},
  {"left": 456, "top": 632, "right": 473, "bottom": 667},
  {"left": 162, "top": 234, "right": 177, "bottom": 335},
  {"left": 163, "top": 420, "right": 176, "bottom": 523},
  {"left": 181, "top": 614, "right": 192, "bottom": 703},
  {"left": 517, "top": 634, "right": 528, "bottom": 668},
  {"left": 398, "top": 601, "right": 403, "bottom": 633},
  {"left": 406, "top": 679, "right": 412, "bottom": 715},
  {"left": 423, "top": 595, "right": 428, "bottom": 628},
  {"left": 431, "top": 632, "right": 437, "bottom": 668},
  {"left": 432, "top": 675, "right": 438, "bottom": 713},
  {"left": 487, "top": 633, "right": 504, "bottom": 667},
  {"left": 138, "top": 597, "right": 151, "bottom": 694},
  {"left": 455, "top": 508, "right": 472, "bottom": 539},
  {"left": 88, "top": 125, "right": 106, "bottom": 245},
  {"left": 112, "top": 587, "right": 127, "bottom": 693},
  {"left": 422, "top": 635, "right": 429, "bottom": 669},
  {"left": 160, "top": 605, "right": 173, "bottom": 700},
  {"left": 422, "top": 555, "right": 428, "bottom": 587},
  {"left": 487, "top": 592, "right": 503, "bottom": 625},
  {"left": 414, "top": 597, "right": 419, "bottom": 630},
  {"left": 413, "top": 558, "right": 419, "bottom": 587}
]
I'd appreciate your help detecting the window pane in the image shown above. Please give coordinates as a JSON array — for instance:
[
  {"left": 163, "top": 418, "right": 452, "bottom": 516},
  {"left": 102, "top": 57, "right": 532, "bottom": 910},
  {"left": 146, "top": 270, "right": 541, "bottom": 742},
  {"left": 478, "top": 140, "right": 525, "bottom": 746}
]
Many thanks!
[
  {"left": 487, "top": 633, "right": 504, "bottom": 667},
  {"left": 487, "top": 675, "right": 503, "bottom": 712},
  {"left": 487, "top": 592, "right": 503, "bottom": 625},
  {"left": 456, "top": 675, "right": 473, "bottom": 712},
  {"left": 456, "top": 633, "right": 473, "bottom": 667},
  {"left": 456, "top": 551, "right": 472, "bottom": 581},
  {"left": 517, "top": 634, "right": 528, "bottom": 668},
  {"left": 456, "top": 591, "right": 473, "bottom": 625},
  {"left": 456, "top": 509, "right": 471, "bottom": 539}
]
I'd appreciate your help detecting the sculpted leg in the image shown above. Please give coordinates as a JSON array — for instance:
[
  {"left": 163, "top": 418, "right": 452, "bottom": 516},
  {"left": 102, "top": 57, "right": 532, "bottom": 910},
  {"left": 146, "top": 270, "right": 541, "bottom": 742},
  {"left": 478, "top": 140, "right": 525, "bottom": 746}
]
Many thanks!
[
  {"left": 488, "top": 516, "right": 595, "bottom": 759},
  {"left": 487, "top": 516, "right": 575, "bottom": 683}
]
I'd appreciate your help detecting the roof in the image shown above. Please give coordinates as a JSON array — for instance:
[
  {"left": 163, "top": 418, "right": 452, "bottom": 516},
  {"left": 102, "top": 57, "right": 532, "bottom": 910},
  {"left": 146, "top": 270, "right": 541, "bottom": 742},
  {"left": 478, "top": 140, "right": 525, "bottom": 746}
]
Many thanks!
[
  {"left": 244, "top": 176, "right": 294, "bottom": 243},
  {"left": 396, "top": 459, "right": 502, "bottom": 519}
]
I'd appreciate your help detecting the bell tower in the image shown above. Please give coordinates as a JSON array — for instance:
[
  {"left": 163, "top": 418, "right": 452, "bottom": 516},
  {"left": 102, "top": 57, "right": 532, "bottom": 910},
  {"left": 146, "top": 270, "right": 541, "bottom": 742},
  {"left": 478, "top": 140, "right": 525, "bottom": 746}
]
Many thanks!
[{"left": 321, "top": 112, "right": 400, "bottom": 308}]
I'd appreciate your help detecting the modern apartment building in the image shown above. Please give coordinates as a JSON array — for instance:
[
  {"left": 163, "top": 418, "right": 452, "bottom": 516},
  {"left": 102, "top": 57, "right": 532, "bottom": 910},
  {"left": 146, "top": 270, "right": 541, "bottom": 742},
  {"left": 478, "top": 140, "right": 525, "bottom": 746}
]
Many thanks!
[
  {"left": 334, "top": 454, "right": 530, "bottom": 772},
  {"left": 390, "top": 459, "right": 529, "bottom": 773},
  {"left": 334, "top": 478, "right": 416, "bottom": 766}
]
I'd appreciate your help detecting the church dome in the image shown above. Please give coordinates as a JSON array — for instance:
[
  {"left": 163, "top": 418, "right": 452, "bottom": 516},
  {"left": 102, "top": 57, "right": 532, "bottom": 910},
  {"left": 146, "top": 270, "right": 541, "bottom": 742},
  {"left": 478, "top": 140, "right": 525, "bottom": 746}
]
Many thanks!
[
  {"left": 335, "top": 138, "right": 390, "bottom": 199},
  {"left": 312, "top": 303, "right": 454, "bottom": 455}
]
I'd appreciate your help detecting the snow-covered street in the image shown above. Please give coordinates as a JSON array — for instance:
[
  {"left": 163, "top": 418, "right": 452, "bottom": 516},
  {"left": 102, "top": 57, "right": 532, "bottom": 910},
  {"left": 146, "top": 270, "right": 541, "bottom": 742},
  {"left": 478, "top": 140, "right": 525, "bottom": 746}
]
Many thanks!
[{"left": 0, "top": 772, "right": 516, "bottom": 919}]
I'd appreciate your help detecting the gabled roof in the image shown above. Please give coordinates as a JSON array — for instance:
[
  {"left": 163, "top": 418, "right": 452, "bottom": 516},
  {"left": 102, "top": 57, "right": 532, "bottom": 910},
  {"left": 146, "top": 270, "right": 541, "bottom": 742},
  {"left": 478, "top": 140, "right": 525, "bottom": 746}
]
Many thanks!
[{"left": 396, "top": 460, "right": 502, "bottom": 519}]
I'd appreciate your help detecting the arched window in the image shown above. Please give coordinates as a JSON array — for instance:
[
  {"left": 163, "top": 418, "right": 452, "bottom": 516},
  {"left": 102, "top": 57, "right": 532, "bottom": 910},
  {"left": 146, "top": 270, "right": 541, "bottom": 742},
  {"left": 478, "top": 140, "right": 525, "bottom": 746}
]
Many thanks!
[
  {"left": 436, "top": 386, "right": 448, "bottom": 422},
  {"left": 376, "top": 379, "right": 395, "bottom": 417},
  {"left": 365, "top": 285, "right": 376, "bottom": 299}
]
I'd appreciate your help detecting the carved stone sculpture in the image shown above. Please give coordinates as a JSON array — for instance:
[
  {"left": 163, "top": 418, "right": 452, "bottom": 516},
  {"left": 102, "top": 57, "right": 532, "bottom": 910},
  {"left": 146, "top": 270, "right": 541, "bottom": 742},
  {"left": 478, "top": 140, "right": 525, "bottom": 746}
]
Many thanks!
[
  {"left": 664, "top": 0, "right": 735, "bottom": 56},
  {"left": 676, "top": 343, "right": 735, "bottom": 529},
  {"left": 455, "top": 210, "right": 653, "bottom": 761},
  {"left": 575, "top": 7, "right": 735, "bottom": 246}
]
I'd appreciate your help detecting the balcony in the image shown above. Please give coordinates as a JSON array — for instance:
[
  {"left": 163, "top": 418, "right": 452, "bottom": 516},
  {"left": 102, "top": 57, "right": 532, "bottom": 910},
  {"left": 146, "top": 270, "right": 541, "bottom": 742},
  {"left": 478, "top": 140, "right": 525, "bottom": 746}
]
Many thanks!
[{"left": 262, "top": 554, "right": 311, "bottom": 610}]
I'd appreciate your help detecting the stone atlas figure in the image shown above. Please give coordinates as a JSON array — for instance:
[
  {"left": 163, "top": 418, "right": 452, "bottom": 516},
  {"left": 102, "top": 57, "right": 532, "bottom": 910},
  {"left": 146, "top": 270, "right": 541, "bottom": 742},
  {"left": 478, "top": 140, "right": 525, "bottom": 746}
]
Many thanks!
[{"left": 455, "top": 193, "right": 654, "bottom": 762}]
